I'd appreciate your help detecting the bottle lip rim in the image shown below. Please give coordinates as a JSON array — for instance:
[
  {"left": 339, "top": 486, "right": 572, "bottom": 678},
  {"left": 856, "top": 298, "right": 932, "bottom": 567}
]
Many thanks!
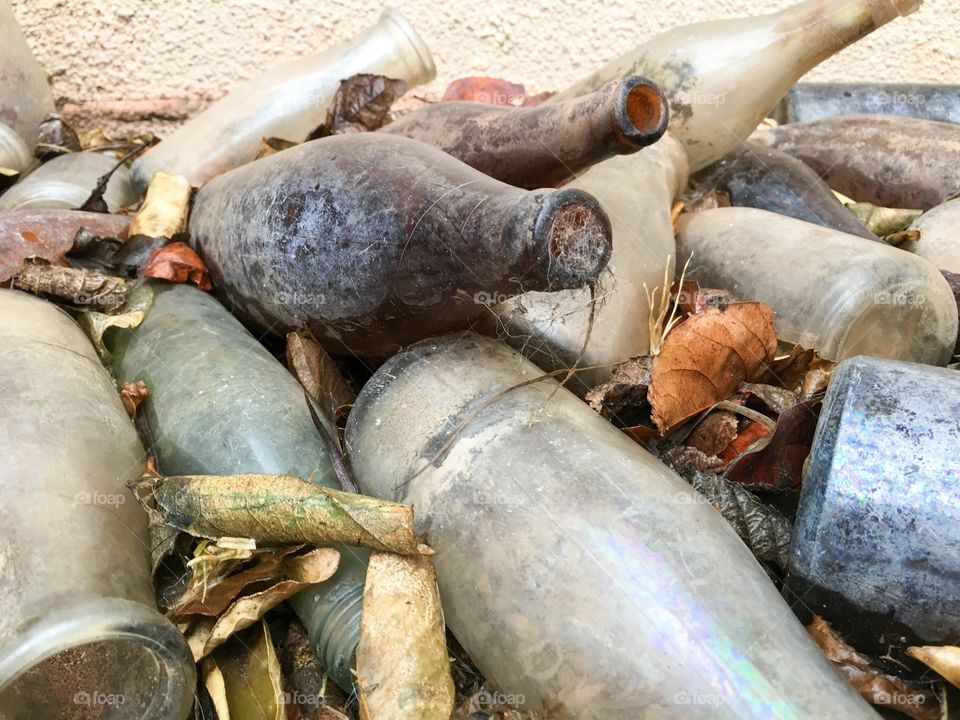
[
  {"left": 0, "top": 596, "right": 196, "bottom": 719},
  {"left": 0, "top": 122, "right": 34, "bottom": 174},
  {"left": 379, "top": 8, "right": 437, "bottom": 81}
]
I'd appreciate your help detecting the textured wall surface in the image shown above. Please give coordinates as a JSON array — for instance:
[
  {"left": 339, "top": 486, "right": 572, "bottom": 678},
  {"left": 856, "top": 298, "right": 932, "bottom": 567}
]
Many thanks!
[{"left": 11, "top": 0, "right": 959, "bottom": 136}]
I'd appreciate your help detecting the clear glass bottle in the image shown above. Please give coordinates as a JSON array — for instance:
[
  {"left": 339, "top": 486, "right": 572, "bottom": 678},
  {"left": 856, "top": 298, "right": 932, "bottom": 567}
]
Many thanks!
[
  {"left": 108, "top": 281, "right": 367, "bottom": 692},
  {"left": 904, "top": 197, "right": 960, "bottom": 274},
  {"left": 677, "top": 207, "right": 958, "bottom": 365},
  {"left": 131, "top": 9, "right": 436, "bottom": 190},
  {"left": 189, "top": 133, "right": 612, "bottom": 357},
  {"left": 0, "top": 0, "right": 54, "bottom": 173},
  {"left": 789, "top": 355, "right": 960, "bottom": 659},
  {"left": 0, "top": 289, "right": 194, "bottom": 720},
  {"left": 345, "top": 332, "right": 880, "bottom": 719},
  {"left": 546, "top": 0, "right": 921, "bottom": 171},
  {"left": 381, "top": 75, "right": 668, "bottom": 189},
  {"left": 490, "top": 133, "right": 688, "bottom": 393},
  {"left": 0, "top": 151, "right": 136, "bottom": 213},
  {"left": 772, "top": 83, "right": 960, "bottom": 125}
]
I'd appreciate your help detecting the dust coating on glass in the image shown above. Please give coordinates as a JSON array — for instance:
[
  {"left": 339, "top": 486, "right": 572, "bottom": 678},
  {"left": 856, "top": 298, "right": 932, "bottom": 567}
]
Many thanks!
[
  {"left": 772, "top": 83, "right": 960, "bottom": 125},
  {"left": 903, "top": 196, "right": 960, "bottom": 274}
]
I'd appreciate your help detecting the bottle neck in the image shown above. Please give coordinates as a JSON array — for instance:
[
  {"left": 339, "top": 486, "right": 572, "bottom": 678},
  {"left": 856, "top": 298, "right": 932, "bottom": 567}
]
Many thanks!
[{"left": 774, "top": 0, "right": 921, "bottom": 68}]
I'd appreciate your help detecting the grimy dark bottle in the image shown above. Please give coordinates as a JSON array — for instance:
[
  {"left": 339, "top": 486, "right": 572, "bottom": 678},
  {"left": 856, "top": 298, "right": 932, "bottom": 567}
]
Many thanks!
[
  {"left": 380, "top": 76, "right": 668, "bottom": 189},
  {"left": 189, "top": 133, "right": 612, "bottom": 356}
]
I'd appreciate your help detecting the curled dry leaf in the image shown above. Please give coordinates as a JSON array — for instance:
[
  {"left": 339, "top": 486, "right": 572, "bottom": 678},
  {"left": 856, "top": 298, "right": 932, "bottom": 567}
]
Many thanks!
[
  {"left": 741, "top": 383, "right": 799, "bottom": 415},
  {"left": 725, "top": 401, "right": 819, "bottom": 489},
  {"left": 255, "top": 136, "right": 298, "bottom": 160},
  {"left": 661, "top": 445, "right": 724, "bottom": 475},
  {"left": 151, "top": 473, "right": 422, "bottom": 555},
  {"left": 808, "top": 615, "right": 940, "bottom": 720},
  {"left": 717, "top": 422, "right": 770, "bottom": 465},
  {"left": 119, "top": 380, "right": 149, "bottom": 418},
  {"left": 286, "top": 330, "right": 355, "bottom": 425},
  {"left": 684, "top": 469, "right": 793, "bottom": 569},
  {"left": 142, "top": 241, "right": 212, "bottom": 290},
  {"left": 187, "top": 547, "right": 340, "bottom": 660},
  {"left": 442, "top": 76, "right": 526, "bottom": 106},
  {"left": 906, "top": 646, "right": 960, "bottom": 689},
  {"left": 357, "top": 551, "right": 455, "bottom": 720},
  {"left": 129, "top": 171, "right": 192, "bottom": 240},
  {"left": 211, "top": 621, "right": 286, "bottom": 720},
  {"left": 0, "top": 210, "right": 129, "bottom": 282},
  {"left": 764, "top": 344, "right": 835, "bottom": 399},
  {"left": 311, "top": 73, "right": 409, "bottom": 138},
  {"left": 9, "top": 261, "right": 128, "bottom": 314},
  {"left": 585, "top": 356, "right": 652, "bottom": 420},
  {"left": 648, "top": 303, "right": 778, "bottom": 433},
  {"left": 77, "top": 280, "right": 154, "bottom": 359}
]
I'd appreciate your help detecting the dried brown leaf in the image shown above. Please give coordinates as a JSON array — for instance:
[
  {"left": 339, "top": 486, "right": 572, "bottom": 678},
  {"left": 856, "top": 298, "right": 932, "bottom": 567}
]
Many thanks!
[
  {"left": 741, "top": 383, "right": 799, "bottom": 415},
  {"left": 286, "top": 330, "right": 354, "bottom": 424},
  {"left": 357, "top": 552, "right": 455, "bottom": 720},
  {"left": 256, "top": 136, "right": 298, "bottom": 159},
  {"left": 142, "top": 241, "right": 212, "bottom": 290},
  {"left": 808, "top": 616, "right": 939, "bottom": 720},
  {"left": 907, "top": 646, "right": 960, "bottom": 689},
  {"left": 311, "top": 74, "right": 408, "bottom": 138},
  {"left": 585, "top": 356, "right": 652, "bottom": 420},
  {"left": 686, "top": 410, "right": 738, "bottom": 456},
  {"left": 725, "top": 401, "right": 819, "bottom": 489},
  {"left": 661, "top": 445, "right": 724, "bottom": 475},
  {"left": 10, "top": 261, "right": 128, "bottom": 313},
  {"left": 151, "top": 474, "right": 422, "bottom": 555},
  {"left": 442, "top": 76, "right": 526, "bottom": 106},
  {"left": 187, "top": 547, "right": 339, "bottom": 660},
  {"left": 129, "top": 171, "right": 192, "bottom": 240},
  {"left": 213, "top": 621, "right": 286, "bottom": 720},
  {"left": 648, "top": 303, "right": 778, "bottom": 433},
  {"left": 120, "top": 380, "right": 149, "bottom": 418}
]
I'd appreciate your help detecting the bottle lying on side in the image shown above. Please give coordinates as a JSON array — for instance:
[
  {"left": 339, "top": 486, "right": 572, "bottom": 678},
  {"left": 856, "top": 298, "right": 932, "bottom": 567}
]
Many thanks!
[
  {"left": 771, "top": 83, "right": 960, "bottom": 125},
  {"left": 0, "top": 151, "right": 136, "bottom": 213},
  {"left": 789, "top": 355, "right": 960, "bottom": 661},
  {"left": 487, "top": 133, "right": 688, "bottom": 394},
  {"left": 381, "top": 75, "right": 668, "bottom": 189},
  {"left": 903, "top": 196, "right": 960, "bottom": 274},
  {"left": 0, "top": 289, "right": 194, "bottom": 720},
  {"left": 676, "top": 207, "right": 958, "bottom": 365},
  {"left": 131, "top": 9, "right": 436, "bottom": 190},
  {"left": 690, "top": 141, "right": 877, "bottom": 241},
  {"left": 345, "top": 332, "right": 881, "bottom": 720},
  {"left": 544, "top": 0, "right": 921, "bottom": 171},
  {"left": 750, "top": 114, "right": 960, "bottom": 210},
  {"left": 108, "top": 281, "right": 368, "bottom": 692},
  {"left": 189, "top": 133, "right": 613, "bottom": 357},
  {"left": 0, "top": 0, "right": 54, "bottom": 173}
]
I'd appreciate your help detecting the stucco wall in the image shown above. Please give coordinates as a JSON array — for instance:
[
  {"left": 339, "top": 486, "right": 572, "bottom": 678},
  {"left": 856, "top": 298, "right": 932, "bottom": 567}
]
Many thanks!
[{"left": 11, "top": 0, "right": 959, "bottom": 136}]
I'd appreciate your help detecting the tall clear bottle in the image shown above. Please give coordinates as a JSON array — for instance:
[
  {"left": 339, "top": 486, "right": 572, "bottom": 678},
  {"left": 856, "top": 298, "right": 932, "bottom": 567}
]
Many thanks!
[
  {"left": 345, "top": 333, "right": 880, "bottom": 719},
  {"left": 676, "top": 207, "right": 958, "bottom": 365},
  {"left": 489, "top": 134, "right": 688, "bottom": 393},
  {"left": 0, "top": 289, "right": 194, "bottom": 720},
  {"left": 131, "top": 9, "right": 436, "bottom": 189},
  {"left": 547, "top": 0, "right": 921, "bottom": 171},
  {"left": 0, "top": 0, "right": 55, "bottom": 172},
  {"left": 108, "top": 282, "right": 367, "bottom": 691}
]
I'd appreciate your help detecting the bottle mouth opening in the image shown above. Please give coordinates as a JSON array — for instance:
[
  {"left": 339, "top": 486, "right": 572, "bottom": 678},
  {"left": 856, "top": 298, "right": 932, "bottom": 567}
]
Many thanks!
[
  {"left": 0, "top": 122, "right": 33, "bottom": 175},
  {"left": 0, "top": 597, "right": 195, "bottom": 720},
  {"left": 538, "top": 190, "right": 612, "bottom": 289},
  {"left": 615, "top": 77, "right": 669, "bottom": 147},
  {"left": 379, "top": 8, "right": 437, "bottom": 83}
]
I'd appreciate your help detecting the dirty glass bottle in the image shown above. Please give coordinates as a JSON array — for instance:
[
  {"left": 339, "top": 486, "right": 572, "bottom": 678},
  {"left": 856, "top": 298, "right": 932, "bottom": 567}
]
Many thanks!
[
  {"left": 772, "top": 83, "right": 960, "bottom": 125},
  {"left": 0, "top": 289, "right": 194, "bottom": 720},
  {"left": 345, "top": 332, "right": 879, "bottom": 719},
  {"left": 381, "top": 75, "right": 668, "bottom": 189},
  {"left": 108, "top": 281, "right": 367, "bottom": 692},
  {"left": 490, "top": 133, "right": 688, "bottom": 393},
  {"left": 131, "top": 9, "right": 436, "bottom": 189},
  {"left": 189, "top": 133, "right": 613, "bottom": 357},
  {"left": 0, "top": 151, "right": 136, "bottom": 213},
  {"left": 690, "top": 141, "right": 877, "bottom": 241},
  {"left": 547, "top": 0, "right": 921, "bottom": 171},
  {"left": 903, "top": 196, "right": 960, "bottom": 274},
  {"left": 677, "top": 207, "right": 958, "bottom": 365},
  {"left": 751, "top": 114, "right": 960, "bottom": 210},
  {"left": 789, "top": 356, "right": 960, "bottom": 658},
  {"left": 0, "top": 0, "right": 54, "bottom": 173}
]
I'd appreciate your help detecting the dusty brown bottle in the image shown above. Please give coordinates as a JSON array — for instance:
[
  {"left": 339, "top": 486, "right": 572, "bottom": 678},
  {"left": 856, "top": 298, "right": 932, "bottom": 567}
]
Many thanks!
[
  {"left": 380, "top": 76, "right": 668, "bottom": 189},
  {"left": 189, "top": 133, "right": 613, "bottom": 356}
]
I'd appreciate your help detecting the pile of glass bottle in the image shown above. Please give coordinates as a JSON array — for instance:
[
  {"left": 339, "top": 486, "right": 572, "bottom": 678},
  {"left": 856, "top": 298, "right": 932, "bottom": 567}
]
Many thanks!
[{"left": 1, "top": 1, "right": 957, "bottom": 718}]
